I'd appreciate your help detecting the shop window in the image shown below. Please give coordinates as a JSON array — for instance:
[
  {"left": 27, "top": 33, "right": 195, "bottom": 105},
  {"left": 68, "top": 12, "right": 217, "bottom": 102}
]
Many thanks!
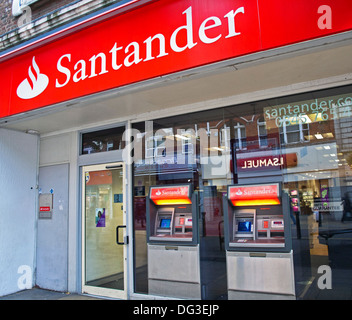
[
  {"left": 145, "top": 135, "right": 155, "bottom": 159},
  {"left": 221, "top": 122, "right": 247, "bottom": 151},
  {"left": 220, "top": 126, "right": 230, "bottom": 151},
  {"left": 12, "top": 0, "right": 40, "bottom": 16},
  {"left": 132, "top": 85, "right": 352, "bottom": 300},
  {"left": 234, "top": 122, "right": 247, "bottom": 150},
  {"left": 257, "top": 117, "right": 268, "bottom": 147},
  {"left": 279, "top": 122, "right": 309, "bottom": 144},
  {"left": 179, "top": 129, "right": 194, "bottom": 155},
  {"left": 145, "top": 128, "right": 173, "bottom": 160},
  {"left": 81, "top": 126, "right": 125, "bottom": 154}
]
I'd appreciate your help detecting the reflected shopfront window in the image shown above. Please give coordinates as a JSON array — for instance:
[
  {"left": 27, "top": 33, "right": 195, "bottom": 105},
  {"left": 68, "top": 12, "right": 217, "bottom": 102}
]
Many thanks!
[
  {"left": 132, "top": 85, "right": 352, "bottom": 300},
  {"left": 81, "top": 126, "right": 126, "bottom": 154}
]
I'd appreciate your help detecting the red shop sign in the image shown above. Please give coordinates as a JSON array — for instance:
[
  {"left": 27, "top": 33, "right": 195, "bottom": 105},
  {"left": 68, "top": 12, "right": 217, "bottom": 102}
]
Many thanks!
[
  {"left": 85, "top": 170, "right": 112, "bottom": 186},
  {"left": 1, "top": 0, "right": 351, "bottom": 118},
  {"left": 237, "top": 153, "right": 298, "bottom": 172}
]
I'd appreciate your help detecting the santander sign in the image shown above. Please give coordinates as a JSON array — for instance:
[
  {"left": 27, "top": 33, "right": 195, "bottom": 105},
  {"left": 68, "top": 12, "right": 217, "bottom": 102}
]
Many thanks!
[
  {"left": 54, "top": 6, "right": 244, "bottom": 89},
  {"left": 17, "top": 56, "right": 49, "bottom": 99},
  {"left": 1, "top": 0, "right": 352, "bottom": 118}
]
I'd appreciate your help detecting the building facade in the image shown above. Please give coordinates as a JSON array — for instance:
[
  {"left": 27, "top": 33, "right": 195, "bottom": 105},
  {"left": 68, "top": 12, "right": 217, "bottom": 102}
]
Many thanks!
[{"left": 1, "top": 0, "right": 352, "bottom": 300}]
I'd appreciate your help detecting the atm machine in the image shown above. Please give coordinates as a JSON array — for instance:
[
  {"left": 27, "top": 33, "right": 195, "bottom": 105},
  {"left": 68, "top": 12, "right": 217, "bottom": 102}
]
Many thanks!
[
  {"left": 223, "top": 183, "right": 296, "bottom": 299},
  {"left": 146, "top": 184, "right": 200, "bottom": 299}
]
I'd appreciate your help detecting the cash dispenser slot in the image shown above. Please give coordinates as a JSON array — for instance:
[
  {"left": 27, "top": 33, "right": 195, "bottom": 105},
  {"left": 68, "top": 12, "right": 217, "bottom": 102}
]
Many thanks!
[
  {"left": 257, "top": 231, "right": 268, "bottom": 238},
  {"left": 270, "top": 230, "right": 285, "bottom": 238},
  {"left": 256, "top": 216, "right": 285, "bottom": 242},
  {"left": 174, "top": 213, "right": 193, "bottom": 236}
]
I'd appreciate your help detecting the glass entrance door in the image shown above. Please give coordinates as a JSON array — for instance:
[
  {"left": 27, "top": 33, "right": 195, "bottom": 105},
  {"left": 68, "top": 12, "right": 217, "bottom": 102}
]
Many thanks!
[{"left": 81, "top": 162, "right": 127, "bottom": 299}]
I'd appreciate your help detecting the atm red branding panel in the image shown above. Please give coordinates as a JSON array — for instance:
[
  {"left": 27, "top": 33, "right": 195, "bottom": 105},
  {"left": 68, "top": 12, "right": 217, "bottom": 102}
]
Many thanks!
[
  {"left": 1, "top": 0, "right": 351, "bottom": 118},
  {"left": 150, "top": 185, "right": 191, "bottom": 205},
  {"left": 39, "top": 206, "right": 51, "bottom": 212},
  {"left": 229, "top": 183, "right": 280, "bottom": 206}
]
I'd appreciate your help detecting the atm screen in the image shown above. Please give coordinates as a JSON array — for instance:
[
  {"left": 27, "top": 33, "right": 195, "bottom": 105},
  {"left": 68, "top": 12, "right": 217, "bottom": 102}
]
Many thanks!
[
  {"left": 238, "top": 221, "right": 251, "bottom": 232},
  {"left": 160, "top": 218, "right": 171, "bottom": 229}
]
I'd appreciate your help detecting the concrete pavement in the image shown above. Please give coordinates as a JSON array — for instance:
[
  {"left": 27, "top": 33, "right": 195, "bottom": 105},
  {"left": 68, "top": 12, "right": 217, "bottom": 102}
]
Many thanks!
[{"left": 0, "top": 287, "right": 105, "bottom": 300}]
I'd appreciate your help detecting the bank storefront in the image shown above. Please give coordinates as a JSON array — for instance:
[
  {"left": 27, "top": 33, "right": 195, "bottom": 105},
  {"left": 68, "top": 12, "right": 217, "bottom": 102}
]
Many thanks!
[{"left": 1, "top": 0, "right": 352, "bottom": 300}]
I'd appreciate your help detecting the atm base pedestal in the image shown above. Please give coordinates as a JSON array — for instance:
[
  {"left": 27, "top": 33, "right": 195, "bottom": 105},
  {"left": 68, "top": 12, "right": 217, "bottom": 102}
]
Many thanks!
[
  {"left": 226, "top": 250, "right": 296, "bottom": 299},
  {"left": 228, "top": 290, "right": 295, "bottom": 300},
  {"left": 148, "top": 244, "right": 201, "bottom": 299},
  {"left": 149, "top": 279, "right": 201, "bottom": 299}
]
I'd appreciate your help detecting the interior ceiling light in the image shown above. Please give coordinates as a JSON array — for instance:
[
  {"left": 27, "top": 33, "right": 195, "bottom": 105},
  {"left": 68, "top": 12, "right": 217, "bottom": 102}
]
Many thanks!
[
  {"left": 323, "top": 133, "right": 334, "bottom": 138},
  {"left": 25, "top": 129, "right": 40, "bottom": 135},
  {"left": 308, "top": 113, "right": 324, "bottom": 122},
  {"left": 299, "top": 114, "right": 313, "bottom": 123},
  {"left": 174, "top": 134, "right": 190, "bottom": 140},
  {"left": 315, "top": 133, "right": 324, "bottom": 139}
]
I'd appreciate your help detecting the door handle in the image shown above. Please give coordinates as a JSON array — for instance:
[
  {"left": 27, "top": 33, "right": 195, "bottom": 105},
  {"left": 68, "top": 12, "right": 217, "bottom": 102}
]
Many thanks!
[{"left": 116, "top": 225, "right": 128, "bottom": 245}]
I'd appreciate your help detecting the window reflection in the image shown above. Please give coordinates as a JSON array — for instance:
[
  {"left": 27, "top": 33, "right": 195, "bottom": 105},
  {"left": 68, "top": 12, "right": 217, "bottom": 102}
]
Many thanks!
[
  {"left": 81, "top": 126, "right": 125, "bottom": 154},
  {"left": 132, "top": 85, "right": 352, "bottom": 300}
]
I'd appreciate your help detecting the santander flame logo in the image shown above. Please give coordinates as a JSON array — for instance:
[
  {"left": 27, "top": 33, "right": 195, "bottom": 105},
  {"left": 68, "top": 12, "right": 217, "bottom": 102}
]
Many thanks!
[{"left": 17, "top": 56, "right": 49, "bottom": 99}]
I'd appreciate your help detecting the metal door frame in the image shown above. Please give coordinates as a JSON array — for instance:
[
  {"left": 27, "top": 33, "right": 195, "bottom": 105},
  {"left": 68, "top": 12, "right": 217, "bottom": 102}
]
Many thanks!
[{"left": 81, "top": 162, "right": 127, "bottom": 299}]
